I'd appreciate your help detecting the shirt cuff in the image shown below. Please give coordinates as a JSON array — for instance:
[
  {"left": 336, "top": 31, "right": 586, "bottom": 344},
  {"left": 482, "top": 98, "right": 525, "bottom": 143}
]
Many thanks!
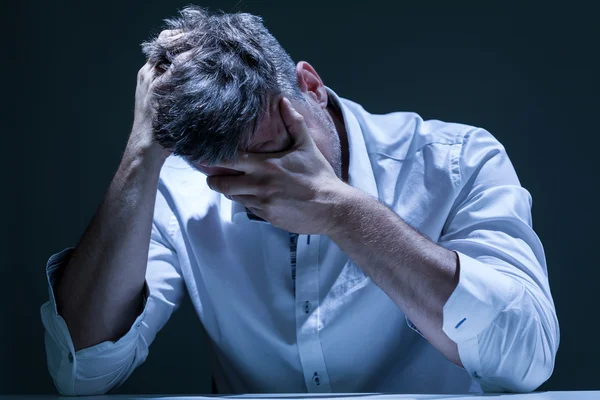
[{"left": 442, "top": 250, "right": 520, "bottom": 343}]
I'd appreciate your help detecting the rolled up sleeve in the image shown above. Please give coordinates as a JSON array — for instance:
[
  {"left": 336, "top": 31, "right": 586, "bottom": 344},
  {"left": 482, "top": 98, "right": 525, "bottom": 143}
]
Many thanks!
[
  {"left": 40, "top": 218, "right": 185, "bottom": 395},
  {"left": 438, "top": 128, "right": 560, "bottom": 393}
]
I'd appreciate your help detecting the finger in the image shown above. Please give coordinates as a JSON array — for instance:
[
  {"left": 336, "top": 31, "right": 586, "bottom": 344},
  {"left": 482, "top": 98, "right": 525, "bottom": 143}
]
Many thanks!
[
  {"left": 229, "top": 195, "right": 263, "bottom": 210},
  {"left": 138, "top": 61, "right": 158, "bottom": 85},
  {"left": 279, "top": 97, "right": 313, "bottom": 147},
  {"left": 154, "top": 49, "right": 193, "bottom": 76},
  {"left": 206, "top": 174, "right": 262, "bottom": 196},
  {"left": 150, "top": 48, "right": 193, "bottom": 86},
  {"left": 212, "top": 152, "right": 267, "bottom": 173},
  {"left": 150, "top": 62, "right": 173, "bottom": 86},
  {"left": 139, "top": 60, "right": 154, "bottom": 76},
  {"left": 158, "top": 29, "right": 184, "bottom": 42},
  {"left": 247, "top": 206, "right": 268, "bottom": 221}
]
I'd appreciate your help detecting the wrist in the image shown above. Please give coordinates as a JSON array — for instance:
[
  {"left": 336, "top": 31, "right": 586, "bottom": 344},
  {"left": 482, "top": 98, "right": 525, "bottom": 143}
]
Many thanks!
[
  {"left": 322, "top": 183, "right": 362, "bottom": 237},
  {"left": 122, "top": 140, "right": 169, "bottom": 174},
  {"left": 126, "top": 126, "right": 171, "bottom": 161}
]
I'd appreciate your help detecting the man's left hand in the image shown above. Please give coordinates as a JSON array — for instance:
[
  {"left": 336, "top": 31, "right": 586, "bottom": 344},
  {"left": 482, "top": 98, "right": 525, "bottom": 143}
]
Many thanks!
[{"left": 206, "top": 96, "right": 348, "bottom": 235}]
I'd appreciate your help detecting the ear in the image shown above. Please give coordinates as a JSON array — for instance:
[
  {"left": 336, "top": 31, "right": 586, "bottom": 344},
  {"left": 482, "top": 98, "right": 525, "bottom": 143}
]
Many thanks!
[{"left": 296, "top": 61, "right": 328, "bottom": 110}]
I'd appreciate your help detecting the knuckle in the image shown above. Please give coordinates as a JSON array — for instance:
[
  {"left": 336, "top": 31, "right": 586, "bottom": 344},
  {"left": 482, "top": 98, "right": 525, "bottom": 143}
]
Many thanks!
[
  {"left": 173, "top": 49, "right": 193, "bottom": 64},
  {"left": 259, "top": 196, "right": 271, "bottom": 207},
  {"left": 159, "top": 29, "right": 183, "bottom": 41},
  {"left": 265, "top": 185, "right": 279, "bottom": 198},
  {"left": 263, "top": 158, "right": 282, "bottom": 172},
  {"left": 256, "top": 176, "right": 272, "bottom": 189},
  {"left": 158, "top": 30, "right": 170, "bottom": 40}
]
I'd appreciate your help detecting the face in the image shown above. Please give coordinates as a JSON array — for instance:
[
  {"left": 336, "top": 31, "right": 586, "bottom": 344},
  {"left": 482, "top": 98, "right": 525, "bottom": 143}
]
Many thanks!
[
  {"left": 187, "top": 61, "right": 343, "bottom": 179},
  {"left": 192, "top": 91, "right": 342, "bottom": 180}
]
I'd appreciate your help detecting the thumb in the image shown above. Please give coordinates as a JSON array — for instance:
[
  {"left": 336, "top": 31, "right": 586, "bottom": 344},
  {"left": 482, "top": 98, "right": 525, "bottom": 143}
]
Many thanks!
[{"left": 280, "top": 96, "right": 314, "bottom": 148}]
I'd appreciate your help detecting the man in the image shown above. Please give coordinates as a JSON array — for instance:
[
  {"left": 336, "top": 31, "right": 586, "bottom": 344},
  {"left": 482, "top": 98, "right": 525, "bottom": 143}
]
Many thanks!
[{"left": 41, "top": 5, "right": 559, "bottom": 396}]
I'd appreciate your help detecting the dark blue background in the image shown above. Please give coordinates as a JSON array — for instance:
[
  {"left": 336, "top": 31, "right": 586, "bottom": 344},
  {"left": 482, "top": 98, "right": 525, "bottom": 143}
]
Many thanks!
[{"left": 3, "top": 0, "right": 598, "bottom": 394}]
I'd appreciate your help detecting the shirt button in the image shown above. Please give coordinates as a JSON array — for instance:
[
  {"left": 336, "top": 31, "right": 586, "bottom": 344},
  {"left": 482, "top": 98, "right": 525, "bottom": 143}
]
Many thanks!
[
  {"left": 304, "top": 301, "right": 310, "bottom": 314},
  {"left": 68, "top": 352, "right": 73, "bottom": 363},
  {"left": 312, "top": 372, "right": 321, "bottom": 386}
]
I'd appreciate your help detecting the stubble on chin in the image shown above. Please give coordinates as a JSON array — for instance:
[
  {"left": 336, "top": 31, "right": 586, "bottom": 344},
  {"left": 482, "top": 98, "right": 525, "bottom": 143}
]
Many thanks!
[{"left": 315, "top": 106, "right": 343, "bottom": 181}]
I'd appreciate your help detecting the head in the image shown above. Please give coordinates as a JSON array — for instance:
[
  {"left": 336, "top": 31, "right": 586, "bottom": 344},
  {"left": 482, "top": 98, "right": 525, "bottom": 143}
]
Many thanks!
[{"left": 141, "top": 5, "right": 343, "bottom": 178}]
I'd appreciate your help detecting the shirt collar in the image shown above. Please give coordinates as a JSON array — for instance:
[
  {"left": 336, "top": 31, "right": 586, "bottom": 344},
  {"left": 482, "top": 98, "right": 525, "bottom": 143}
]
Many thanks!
[{"left": 325, "top": 86, "right": 379, "bottom": 199}]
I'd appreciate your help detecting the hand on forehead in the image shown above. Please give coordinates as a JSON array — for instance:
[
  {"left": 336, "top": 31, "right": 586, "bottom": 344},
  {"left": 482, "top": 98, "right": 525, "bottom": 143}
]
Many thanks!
[
  {"left": 216, "top": 95, "right": 314, "bottom": 171},
  {"left": 194, "top": 96, "right": 302, "bottom": 176},
  {"left": 243, "top": 94, "right": 296, "bottom": 153}
]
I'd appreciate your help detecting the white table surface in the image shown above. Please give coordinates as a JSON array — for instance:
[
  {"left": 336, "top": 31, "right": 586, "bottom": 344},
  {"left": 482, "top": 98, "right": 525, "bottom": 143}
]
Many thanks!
[{"left": 1, "top": 392, "right": 599, "bottom": 400}]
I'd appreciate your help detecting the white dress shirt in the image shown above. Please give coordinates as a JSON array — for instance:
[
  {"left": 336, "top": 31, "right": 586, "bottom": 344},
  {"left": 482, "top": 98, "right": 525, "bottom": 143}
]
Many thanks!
[{"left": 41, "top": 86, "right": 559, "bottom": 396}]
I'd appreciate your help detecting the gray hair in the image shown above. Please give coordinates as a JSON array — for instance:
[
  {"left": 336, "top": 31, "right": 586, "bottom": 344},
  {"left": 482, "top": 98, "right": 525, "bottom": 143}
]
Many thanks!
[{"left": 141, "top": 5, "right": 305, "bottom": 166}]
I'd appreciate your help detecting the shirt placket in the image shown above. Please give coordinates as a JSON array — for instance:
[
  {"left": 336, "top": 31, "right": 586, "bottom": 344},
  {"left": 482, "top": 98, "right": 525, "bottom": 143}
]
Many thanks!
[{"left": 294, "top": 234, "right": 332, "bottom": 392}]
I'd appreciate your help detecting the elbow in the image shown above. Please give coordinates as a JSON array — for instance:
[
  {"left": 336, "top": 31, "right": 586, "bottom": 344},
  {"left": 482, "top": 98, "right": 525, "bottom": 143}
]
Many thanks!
[
  {"left": 53, "top": 379, "right": 85, "bottom": 397},
  {"left": 53, "top": 376, "right": 114, "bottom": 397},
  {"left": 476, "top": 292, "right": 559, "bottom": 393},
  {"left": 500, "top": 339, "right": 556, "bottom": 393},
  {"left": 518, "top": 313, "right": 559, "bottom": 392},
  {"left": 506, "top": 294, "right": 559, "bottom": 392},
  {"left": 50, "top": 349, "right": 145, "bottom": 396},
  {"left": 478, "top": 339, "right": 557, "bottom": 393}
]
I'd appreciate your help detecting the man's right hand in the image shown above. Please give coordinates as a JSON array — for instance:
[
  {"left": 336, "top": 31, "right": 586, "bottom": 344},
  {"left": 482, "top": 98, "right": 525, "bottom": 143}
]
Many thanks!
[{"left": 127, "top": 29, "right": 184, "bottom": 162}]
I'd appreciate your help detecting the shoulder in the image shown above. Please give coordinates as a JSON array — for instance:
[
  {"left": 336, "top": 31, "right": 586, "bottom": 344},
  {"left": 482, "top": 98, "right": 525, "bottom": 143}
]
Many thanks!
[{"left": 339, "top": 97, "right": 475, "bottom": 160}]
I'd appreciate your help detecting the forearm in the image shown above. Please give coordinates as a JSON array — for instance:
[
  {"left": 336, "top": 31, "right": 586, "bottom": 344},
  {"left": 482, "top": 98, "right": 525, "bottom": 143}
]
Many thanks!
[
  {"left": 55, "top": 144, "right": 168, "bottom": 351},
  {"left": 326, "top": 185, "right": 462, "bottom": 365}
]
